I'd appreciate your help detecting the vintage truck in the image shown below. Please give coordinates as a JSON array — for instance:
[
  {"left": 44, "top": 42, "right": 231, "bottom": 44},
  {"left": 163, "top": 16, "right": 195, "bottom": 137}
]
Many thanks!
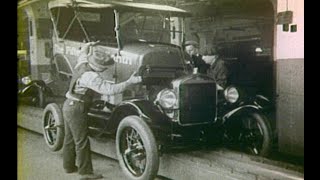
[{"left": 41, "top": 1, "right": 273, "bottom": 180}]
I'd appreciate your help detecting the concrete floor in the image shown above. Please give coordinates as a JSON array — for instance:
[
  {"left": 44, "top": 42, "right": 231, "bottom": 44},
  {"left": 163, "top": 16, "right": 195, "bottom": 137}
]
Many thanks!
[
  {"left": 17, "top": 128, "right": 172, "bottom": 180},
  {"left": 18, "top": 127, "right": 127, "bottom": 180}
]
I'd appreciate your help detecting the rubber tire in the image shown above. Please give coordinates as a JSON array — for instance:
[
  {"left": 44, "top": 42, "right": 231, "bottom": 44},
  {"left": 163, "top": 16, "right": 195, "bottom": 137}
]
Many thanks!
[
  {"left": 242, "top": 112, "right": 272, "bottom": 157},
  {"left": 116, "top": 115, "right": 159, "bottom": 180},
  {"left": 36, "top": 87, "right": 45, "bottom": 108},
  {"left": 42, "top": 103, "right": 65, "bottom": 152}
]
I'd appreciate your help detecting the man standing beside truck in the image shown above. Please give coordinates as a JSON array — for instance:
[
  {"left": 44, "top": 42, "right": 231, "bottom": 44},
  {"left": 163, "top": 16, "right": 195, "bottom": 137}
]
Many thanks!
[
  {"left": 62, "top": 42, "right": 142, "bottom": 180},
  {"left": 184, "top": 40, "right": 209, "bottom": 74},
  {"left": 203, "top": 47, "right": 229, "bottom": 88}
]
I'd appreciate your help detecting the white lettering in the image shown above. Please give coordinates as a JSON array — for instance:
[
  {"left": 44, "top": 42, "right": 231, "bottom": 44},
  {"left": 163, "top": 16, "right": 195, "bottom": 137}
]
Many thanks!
[
  {"left": 65, "top": 46, "right": 71, "bottom": 55},
  {"left": 113, "top": 55, "right": 132, "bottom": 65},
  {"left": 65, "top": 46, "right": 80, "bottom": 56},
  {"left": 54, "top": 44, "right": 63, "bottom": 54}
]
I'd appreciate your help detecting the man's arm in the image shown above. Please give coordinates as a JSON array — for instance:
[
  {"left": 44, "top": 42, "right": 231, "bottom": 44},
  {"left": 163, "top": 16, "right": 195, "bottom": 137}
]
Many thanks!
[
  {"left": 79, "top": 41, "right": 100, "bottom": 55},
  {"left": 214, "top": 60, "right": 229, "bottom": 88},
  {"left": 78, "top": 71, "right": 141, "bottom": 95},
  {"left": 75, "top": 41, "right": 100, "bottom": 68},
  {"left": 193, "top": 55, "right": 209, "bottom": 74}
]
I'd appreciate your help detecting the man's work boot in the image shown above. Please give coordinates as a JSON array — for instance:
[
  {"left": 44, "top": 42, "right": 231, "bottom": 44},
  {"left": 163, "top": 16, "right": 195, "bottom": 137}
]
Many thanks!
[
  {"left": 79, "top": 173, "right": 103, "bottom": 180},
  {"left": 64, "top": 166, "right": 78, "bottom": 173}
]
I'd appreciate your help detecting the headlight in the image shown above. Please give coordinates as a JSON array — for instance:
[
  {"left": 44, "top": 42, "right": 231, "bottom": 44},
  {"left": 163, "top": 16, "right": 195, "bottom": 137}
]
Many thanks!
[
  {"left": 155, "top": 89, "right": 177, "bottom": 109},
  {"left": 224, "top": 86, "right": 239, "bottom": 103},
  {"left": 21, "top": 76, "right": 32, "bottom": 85}
]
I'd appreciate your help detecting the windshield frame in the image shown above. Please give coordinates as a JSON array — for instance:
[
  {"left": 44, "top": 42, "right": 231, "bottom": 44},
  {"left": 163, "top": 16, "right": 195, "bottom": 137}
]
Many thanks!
[
  {"left": 116, "top": 10, "right": 185, "bottom": 48},
  {"left": 48, "top": 1, "right": 187, "bottom": 49}
]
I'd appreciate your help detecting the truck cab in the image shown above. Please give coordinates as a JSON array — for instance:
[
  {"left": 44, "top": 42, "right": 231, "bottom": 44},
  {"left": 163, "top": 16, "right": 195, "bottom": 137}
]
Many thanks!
[{"left": 48, "top": 0, "right": 190, "bottom": 104}]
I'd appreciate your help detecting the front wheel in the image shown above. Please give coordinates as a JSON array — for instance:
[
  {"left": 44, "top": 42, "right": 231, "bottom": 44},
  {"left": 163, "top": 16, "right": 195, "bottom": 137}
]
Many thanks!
[
  {"left": 116, "top": 115, "right": 159, "bottom": 180},
  {"left": 238, "top": 112, "right": 272, "bottom": 156},
  {"left": 42, "top": 103, "right": 65, "bottom": 151}
]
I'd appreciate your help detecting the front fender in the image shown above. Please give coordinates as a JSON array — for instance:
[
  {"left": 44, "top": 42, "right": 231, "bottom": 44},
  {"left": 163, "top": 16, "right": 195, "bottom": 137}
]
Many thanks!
[
  {"left": 222, "top": 105, "right": 261, "bottom": 124},
  {"left": 107, "top": 99, "right": 172, "bottom": 135},
  {"left": 20, "top": 81, "right": 42, "bottom": 94},
  {"left": 20, "top": 80, "right": 53, "bottom": 96}
]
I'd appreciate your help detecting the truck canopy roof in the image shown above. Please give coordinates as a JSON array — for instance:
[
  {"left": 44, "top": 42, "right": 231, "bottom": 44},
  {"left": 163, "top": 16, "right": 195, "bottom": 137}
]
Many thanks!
[{"left": 47, "top": 0, "right": 190, "bottom": 16}]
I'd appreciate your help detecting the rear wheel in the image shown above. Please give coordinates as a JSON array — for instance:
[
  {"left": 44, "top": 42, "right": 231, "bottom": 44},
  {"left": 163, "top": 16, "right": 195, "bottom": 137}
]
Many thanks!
[
  {"left": 116, "top": 115, "right": 159, "bottom": 180},
  {"left": 33, "top": 87, "right": 45, "bottom": 108},
  {"left": 42, "top": 103, "right": 64, "bottom": 151}
]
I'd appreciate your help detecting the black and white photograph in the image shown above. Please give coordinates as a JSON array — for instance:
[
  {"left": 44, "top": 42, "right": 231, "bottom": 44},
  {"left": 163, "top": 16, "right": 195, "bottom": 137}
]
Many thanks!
[{"left": 17, "top": 0, "right": 304, "bottom": 179}]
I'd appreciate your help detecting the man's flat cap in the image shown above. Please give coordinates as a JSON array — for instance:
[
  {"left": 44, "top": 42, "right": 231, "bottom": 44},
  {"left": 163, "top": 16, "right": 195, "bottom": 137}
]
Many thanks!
[{"left": 184, "top": 40, "right": 199, "bottom": 47}]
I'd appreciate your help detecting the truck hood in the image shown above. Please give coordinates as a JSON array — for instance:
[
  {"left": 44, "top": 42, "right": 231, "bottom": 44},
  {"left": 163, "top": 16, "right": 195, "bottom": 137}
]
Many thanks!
[{"left": 121, "top": 42, "right": 185, "bottom": 68}]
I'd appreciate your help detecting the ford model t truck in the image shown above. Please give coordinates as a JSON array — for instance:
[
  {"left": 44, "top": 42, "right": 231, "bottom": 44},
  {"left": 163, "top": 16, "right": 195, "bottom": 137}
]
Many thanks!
[{"left": 43, "top": 1, "right": 272, "bottom": 180}]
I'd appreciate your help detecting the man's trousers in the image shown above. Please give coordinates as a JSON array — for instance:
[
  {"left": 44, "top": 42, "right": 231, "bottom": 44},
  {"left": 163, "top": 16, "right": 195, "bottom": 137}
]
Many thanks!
[{"left": 62, "top": 99, "right": 93, "bottom": 175}]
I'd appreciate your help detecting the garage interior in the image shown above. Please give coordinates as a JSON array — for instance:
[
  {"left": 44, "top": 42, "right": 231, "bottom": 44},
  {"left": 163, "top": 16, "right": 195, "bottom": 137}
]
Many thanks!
[
  {"left": 18, "top": 0, "right": 303, "bottom": 168},
  {"left": 177, "top": 0, "right": 275, "bottom": 102},
  {"left": 113, "top": 0, "right": 304, "bottom": 159}
]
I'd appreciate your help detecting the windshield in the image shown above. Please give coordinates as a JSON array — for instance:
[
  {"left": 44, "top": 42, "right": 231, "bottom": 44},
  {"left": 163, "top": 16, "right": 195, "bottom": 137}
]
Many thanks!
[
  {"left": 51, "top": 7, "right": 184, "bottom": 46},
  {"left": 119, "top": 12, "right": 175, "bottom": 44}
]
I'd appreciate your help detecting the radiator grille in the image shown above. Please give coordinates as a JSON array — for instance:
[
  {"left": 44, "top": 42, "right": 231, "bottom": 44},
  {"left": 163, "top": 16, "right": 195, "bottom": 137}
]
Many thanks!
[{"left": 179, "top": 82, "right": 216, "bottom": 125}]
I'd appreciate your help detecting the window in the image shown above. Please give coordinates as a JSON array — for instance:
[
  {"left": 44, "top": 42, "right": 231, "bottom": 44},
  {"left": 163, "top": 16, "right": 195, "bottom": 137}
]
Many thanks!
[
  {"left": 29, "top": 20, "right": 33, "bottom": 37},
  {"left": 119, "top": 12, "right": 171, "bottom": 44},
  {"left": 37, "top": 18, "right": 52, "bottom": 39},
  {"left": 51, "top": 7, "right": 116, "bottom": 44}
]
